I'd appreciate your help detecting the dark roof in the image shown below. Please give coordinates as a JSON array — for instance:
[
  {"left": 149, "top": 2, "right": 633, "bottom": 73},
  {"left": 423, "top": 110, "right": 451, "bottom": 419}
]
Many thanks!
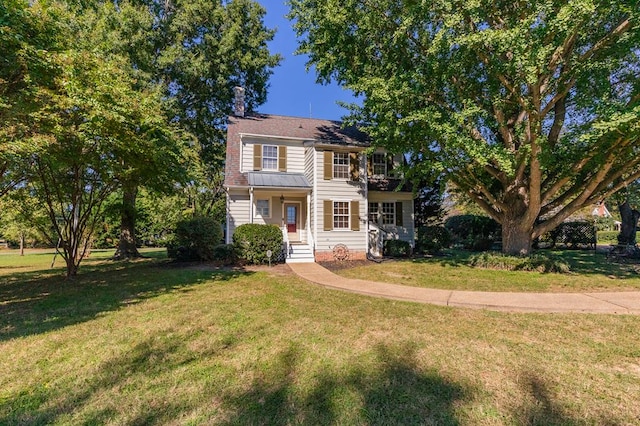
[
  {"left": 248, "top": 172, "right": 311, "bottom": 188},
  {"left": 368, "top": 178, "right": 413, "bottom": 193},
  {"left": 224, "top": 113, "right": 370, "bottom": 187}
]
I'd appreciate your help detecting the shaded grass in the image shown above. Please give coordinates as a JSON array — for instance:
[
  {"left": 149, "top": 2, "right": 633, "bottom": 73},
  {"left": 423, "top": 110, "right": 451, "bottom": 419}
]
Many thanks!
[
  {"left": 336, "top": 250, "right": 640, "bottom": 292},
  {"left": 1, "top": 252, "right": 639, "bottom": 424}
]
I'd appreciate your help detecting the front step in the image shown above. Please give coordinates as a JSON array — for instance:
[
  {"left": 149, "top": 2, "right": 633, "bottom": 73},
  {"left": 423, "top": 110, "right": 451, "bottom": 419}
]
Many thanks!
[{"left": 286, "top": 243, "right": 315, "bottom": 263}]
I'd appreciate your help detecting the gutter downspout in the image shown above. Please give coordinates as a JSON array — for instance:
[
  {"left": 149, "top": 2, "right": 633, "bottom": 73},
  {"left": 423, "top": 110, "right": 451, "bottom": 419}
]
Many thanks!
[{"left": 225, "top": 187, "right": 231, "bottom": 244}]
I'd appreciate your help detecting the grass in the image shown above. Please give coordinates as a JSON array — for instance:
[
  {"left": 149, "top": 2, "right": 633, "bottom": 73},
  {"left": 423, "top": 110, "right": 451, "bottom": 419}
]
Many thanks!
[
  {"left": 1, "top": 250, "right": 640, "bottom": 424},
  {"left": 335, "top": 249, "right": 640, "bottom": 292}
]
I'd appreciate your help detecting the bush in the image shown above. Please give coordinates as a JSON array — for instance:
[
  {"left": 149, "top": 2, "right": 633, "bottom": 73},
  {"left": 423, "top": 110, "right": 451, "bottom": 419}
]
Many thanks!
[
  {"left": 383, "top": 239, "right": 411, "bottom": 257},
  {"left": 166, "top": 216, "right": 222, "bottom": 261},
  {"left": 445, "top": 215, "right": 501, "bottom": 251},
  {"left": 468, "top": 252, "right": 571, "bottom": 273},
  {"left": 232, "top": 224, "right": 283, "bottom": 265},
  {"left": 212, "top": 244, "right": 237, "bottom": 265},
  {"left": 416, "top": 226, "right": 451, "bottom": 254},
  {"left": 539, "top": 222, "right": 596, "bottom": 249},
  {"left": 597, "top": 231, "right": 619, "bottom": 245}
]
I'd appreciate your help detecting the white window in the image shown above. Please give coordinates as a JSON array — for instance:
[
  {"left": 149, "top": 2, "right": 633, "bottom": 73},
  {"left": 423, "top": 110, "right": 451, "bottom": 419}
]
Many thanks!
[
  {"left": 262, "top": 145, "right": 278, "bottom": 170},
  {"left": 333, "top": 152, "right": 349, "bottom": 179},
  {"left": 256, "top": 199, "right": 270, "bottom": 217},
  {"left": 368, "top": 202, "right": 379, "bottom": 224},
  {"left": 333, "top": 201, "right": 349, "bottom": 229},
  {"left": 382, "top": 202, "right": 395, "bottom": 225},
  {"left": 372, "top": 153, "right": 387, "bottom": 176}
]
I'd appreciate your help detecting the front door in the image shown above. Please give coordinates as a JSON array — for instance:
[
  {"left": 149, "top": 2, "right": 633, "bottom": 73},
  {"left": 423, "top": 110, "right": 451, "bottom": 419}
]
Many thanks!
[{"left": 285, "top": 203, "right": 299, "bottom": 242}]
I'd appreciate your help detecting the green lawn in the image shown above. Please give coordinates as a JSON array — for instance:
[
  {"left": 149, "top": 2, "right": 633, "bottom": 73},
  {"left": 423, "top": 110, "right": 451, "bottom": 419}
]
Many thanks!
[
  {"left": 335, "top": 250, "right": 640, "bottom": 292},
  {"left": 1, "top": 250, "right": 639, "bottom": 424}
]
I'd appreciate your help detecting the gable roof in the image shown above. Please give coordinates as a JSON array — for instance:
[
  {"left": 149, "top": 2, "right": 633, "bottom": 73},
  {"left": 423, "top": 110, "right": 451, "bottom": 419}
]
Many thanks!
[{"left": 224, "top": 114, "right": 369, "bottom": 187}]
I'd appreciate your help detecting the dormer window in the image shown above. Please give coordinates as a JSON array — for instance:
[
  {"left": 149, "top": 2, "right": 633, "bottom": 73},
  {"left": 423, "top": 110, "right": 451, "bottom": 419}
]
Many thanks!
[{"left": 372, "top": 153, "right": 387, "bottom": 176}]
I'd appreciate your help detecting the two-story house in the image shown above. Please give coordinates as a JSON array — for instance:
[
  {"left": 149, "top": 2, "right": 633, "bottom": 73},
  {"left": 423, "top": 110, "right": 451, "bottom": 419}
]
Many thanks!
[{"left": 224, "top": 88, "right": 415, "bottom": 263}]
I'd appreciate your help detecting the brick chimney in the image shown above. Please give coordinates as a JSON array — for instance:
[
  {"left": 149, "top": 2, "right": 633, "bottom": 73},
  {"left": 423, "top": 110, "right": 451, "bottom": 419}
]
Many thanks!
[{"left": 233, "top": 86, "right": 245, "bottom": 117}]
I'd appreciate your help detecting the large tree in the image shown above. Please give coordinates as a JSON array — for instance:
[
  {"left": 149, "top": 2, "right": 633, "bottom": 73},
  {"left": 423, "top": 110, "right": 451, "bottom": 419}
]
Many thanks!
[
  {"left": 83, "top": 0, "right": 281, "bottom": 258},
  {"left": 1, "top": 0, "right": 185, "bottom": 275},
  {"left": 290, "top": 0, "right": 640, "bottom": 254}
]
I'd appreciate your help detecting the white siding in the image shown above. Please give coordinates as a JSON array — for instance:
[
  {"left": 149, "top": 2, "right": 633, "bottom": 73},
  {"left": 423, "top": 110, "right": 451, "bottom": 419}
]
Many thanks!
[
  {"left": 368, "top": 192, "right": 415, "bottom": 244},
  {"left": 228, "top": 190, "right": 250, "bottom": 239},
  {"left": 241, "top": 137, "right": 306, "bottom": 174},
  {"left": 315, "top": 150, "right": 367, "bottom": 253},
  {"left": 305, "top": 147, "right": 316, "bottom": 244}
]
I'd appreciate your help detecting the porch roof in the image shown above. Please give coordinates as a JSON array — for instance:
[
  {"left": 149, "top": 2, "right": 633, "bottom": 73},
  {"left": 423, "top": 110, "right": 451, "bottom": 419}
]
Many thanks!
[{"left": 248, "top": 172, "right": 312, "bottom": 189}]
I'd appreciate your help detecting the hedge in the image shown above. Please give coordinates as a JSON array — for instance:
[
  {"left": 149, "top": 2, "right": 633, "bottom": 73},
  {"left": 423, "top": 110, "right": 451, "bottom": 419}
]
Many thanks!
[
  {"left": 232, "top": 224, "right": 283, "bottom": 265},
  {"left": 444, "top": 215, "right": 501, "bottom": 251},
  {"left": 166, "top": 216, "right": 222, "bottom": 261},
  {"left": 416, "top": 226, "right": 451, "bottom": 254},
  {"left": 383, "top": 239, "right": 411, "bottom": 257}
]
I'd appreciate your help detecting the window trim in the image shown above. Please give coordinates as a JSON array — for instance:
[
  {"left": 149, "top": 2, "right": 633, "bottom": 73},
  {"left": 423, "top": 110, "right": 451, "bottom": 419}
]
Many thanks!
[
  {"left": 381, "top": 202, "right": 395, "bottom": 225},
  {"left": 262, "top": 145, "right": 278, "bottom": 171},
  {"left": 368, "top": 202, "right": 379, "bottom": 224},
  {"left": 255, "top": 198, "right": 271, "bottom": 218},
  {"left": 372, "top": 153, "right": 387, "bottom": 177},
  {"left": 333, "top": 201, "right": 350, "bottom": 230},
  {"left": 333, "top": 152, "right": 350, "bottom": 179}
]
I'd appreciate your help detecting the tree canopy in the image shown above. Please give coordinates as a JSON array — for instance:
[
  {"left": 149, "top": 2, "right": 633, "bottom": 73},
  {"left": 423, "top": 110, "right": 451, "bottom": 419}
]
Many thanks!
[{"left": 290, "top": 0, "right": 640, "bottom": 254}]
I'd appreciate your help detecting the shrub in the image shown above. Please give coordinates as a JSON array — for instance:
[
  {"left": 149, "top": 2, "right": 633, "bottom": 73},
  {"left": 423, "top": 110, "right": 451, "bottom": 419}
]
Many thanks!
[
  {"left": 212, "top": 244, "right": 237, "bottom": 265},
  {"left": 540, "top": 222, "right": 596, "bottom": 249},
  {"left": 166, "top": 216, "right": 222, "bottom": 261},
  {"left": 416, "top": 226, "right": 451, "bottom": 254},
  {"left": 445, "top": 215, "right": 501, "bottom": 251},
  {"left": 597, "top": 231, "right": 619, "bottom": 245},
  {"left": 468, "top": 252, "right": 571, "bottom": 273},
  {"left": 383, "top": 239, "right": 411, "bottom": 257},
  {"left": 232, "top": 224, "right": 283, "bottom": 265}
]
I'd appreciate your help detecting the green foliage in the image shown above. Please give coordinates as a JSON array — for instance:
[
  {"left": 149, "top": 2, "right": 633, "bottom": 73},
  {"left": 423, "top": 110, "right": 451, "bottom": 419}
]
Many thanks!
[
  {"left": 290, "top": 0, "right": 640, "bottom": 255},
  {"left": 416, "top": 226, "right": 451, "bottom": 254},
  {"left": 598, "top": 231, "right": 620, "bottom": 245},
  {"left": 469, "top": 252, "right": 571, "bottom": 274},
  {"left": 166, "top": 217, "right": 222, "bottom": 262},
  {"left": 539, "top": 222, "right": 597, "bottom": 249},
  {"left": 445, "top": 215, "right": 501, "bottom": 251},
  {"left": 232, "top": 224, "right": 283, "bottom": 265},
  {"left": 212, "top": 244, "right": 237, "bottom": 265},
  {"left": 383, "top": 240, "right": 411, "bottom": 258},
  {"left": 594, "top": 216, "right": 616, "bottom": 232}
]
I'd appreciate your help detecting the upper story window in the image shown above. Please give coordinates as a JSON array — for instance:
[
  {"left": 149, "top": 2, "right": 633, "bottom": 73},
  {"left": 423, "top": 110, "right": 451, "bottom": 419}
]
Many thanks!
[
  {"left": 262, "top": 145, "right": 278, "bottom": 170},
  {"left": 333, "top": 152, "right": 350, "bottom": 179},
  {"left": 372, "top": 153, "right": 387, "bottom": 176}
]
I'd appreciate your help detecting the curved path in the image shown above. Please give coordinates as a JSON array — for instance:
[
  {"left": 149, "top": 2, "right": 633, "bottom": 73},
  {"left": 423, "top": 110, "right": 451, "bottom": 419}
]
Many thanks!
[{"left": 288, "top": 262, "right": 640, "bottom": 314}]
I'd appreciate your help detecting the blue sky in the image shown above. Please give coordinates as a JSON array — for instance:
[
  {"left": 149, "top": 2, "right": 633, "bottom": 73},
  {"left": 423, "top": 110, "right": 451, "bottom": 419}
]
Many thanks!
[{"left": 257, "top": 1, "right": 359, "bottom": 121}]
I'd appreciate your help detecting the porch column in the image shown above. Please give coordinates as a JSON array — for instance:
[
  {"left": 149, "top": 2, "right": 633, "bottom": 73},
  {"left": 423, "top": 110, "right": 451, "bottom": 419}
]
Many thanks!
[
  {"left": 307, "top": 192, "right": 312, "bottom": 246},
  {"left": 249, "top": 187, "right": 254, "bottom": 224}
]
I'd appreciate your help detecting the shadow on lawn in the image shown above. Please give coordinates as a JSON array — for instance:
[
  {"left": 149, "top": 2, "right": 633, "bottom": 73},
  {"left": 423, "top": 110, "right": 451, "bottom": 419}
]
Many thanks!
[
  {"left": 516, "top": 370, "right": 619, "bottom": 426},
  {"left": 412, "top": 249, "right": 640, "bottom": 279},
  {"left": 0, "top": 260, "right": 254, "bottom": 342},
  {"left": 221, "top": 343, "right": 467, "bottom": 425}
]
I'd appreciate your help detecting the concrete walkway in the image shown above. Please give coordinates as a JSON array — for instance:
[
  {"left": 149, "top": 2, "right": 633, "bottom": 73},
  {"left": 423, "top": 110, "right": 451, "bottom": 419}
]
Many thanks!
[{"left": 287, "top": 262, "right": 640, "bottom": 314}]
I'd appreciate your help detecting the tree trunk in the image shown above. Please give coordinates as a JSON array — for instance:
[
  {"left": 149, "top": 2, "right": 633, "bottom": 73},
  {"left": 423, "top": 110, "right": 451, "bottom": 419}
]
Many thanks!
[
  {"left": 64, "top": 255, "right": 79, "bottom": 277},
  {"left": 113, "top": 183, "right": 141, "bottom": 260},
  {"left": 502, "top": 218, "right": 534, "bottom": 256},
  {"left": 19, "top": 233, "right": 24, "bottom": 256},
  {"left": 617, "top": 200, "right": 640, "bottom": 245}
]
